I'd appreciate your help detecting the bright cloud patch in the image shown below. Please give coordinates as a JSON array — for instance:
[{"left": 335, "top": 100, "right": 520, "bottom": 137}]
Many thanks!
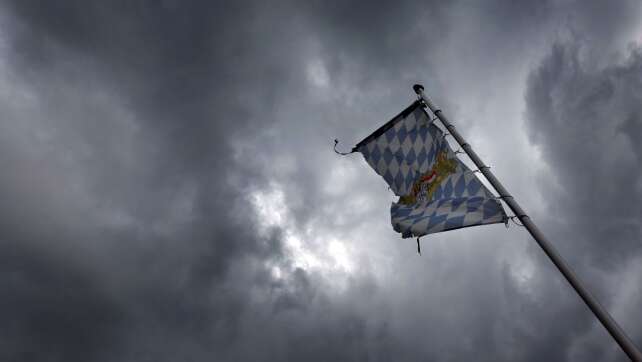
[{"left": 250, "top": 183, "right": 355, "bottom": 281}]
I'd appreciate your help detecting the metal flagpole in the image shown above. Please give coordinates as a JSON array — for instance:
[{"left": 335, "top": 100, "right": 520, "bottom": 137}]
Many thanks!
[{"left": 412, "top": 84, "right": 642, "bottom": 361}]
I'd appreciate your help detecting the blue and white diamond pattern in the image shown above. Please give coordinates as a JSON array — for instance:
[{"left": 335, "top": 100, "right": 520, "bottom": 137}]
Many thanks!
[
  {"left": 390, "top": 197, "right": 505, "bottom": 238},
  {"left": 359, "top": 107, "right": 445, "bottom": 197},
  {"left": 357, "top": 105, "right": 507, "bottom": 238}
]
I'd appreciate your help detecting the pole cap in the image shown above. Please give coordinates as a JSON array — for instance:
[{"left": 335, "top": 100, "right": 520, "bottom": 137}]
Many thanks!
[{"left": 412, "top": 84, "right": 424, "bottom": 94}]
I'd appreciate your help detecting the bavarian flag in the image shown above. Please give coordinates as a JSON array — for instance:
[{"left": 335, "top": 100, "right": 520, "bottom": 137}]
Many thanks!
[{"left": 354, "top": 101, "right": 507, "bottom": 238}]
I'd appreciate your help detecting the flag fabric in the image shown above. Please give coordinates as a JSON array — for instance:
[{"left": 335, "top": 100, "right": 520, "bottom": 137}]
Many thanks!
[{"left": 354, "top": 101, "right": 507, "bottom": 238}]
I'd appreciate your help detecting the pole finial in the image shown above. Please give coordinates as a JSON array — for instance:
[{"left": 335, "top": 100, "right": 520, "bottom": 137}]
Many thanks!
[{"left": 412, "top": 84, "right": 424, "bottom": 94}]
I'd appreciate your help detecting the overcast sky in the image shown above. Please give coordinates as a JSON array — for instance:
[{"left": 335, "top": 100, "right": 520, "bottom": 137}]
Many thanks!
[{"left": 1, "top": 1, "right": 641, "bottom": 361}]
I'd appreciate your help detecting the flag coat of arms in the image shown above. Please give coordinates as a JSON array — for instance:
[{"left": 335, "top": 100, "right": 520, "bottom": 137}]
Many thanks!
[{"left": 354, "top": 101, "right": 507, "bottom": 238}]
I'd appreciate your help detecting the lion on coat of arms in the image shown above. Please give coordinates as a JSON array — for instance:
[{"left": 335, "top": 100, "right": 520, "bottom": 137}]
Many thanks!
[{"left": 398, "top": 150, "right": 458, "bottom": 205}]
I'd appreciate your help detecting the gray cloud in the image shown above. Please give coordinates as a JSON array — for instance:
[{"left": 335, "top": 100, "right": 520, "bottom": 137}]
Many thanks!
[
  {"left": 525, "top": 41, "right": 642, "bottom": 268},
  {"left": 524, "top": 39, "right": 642, "bottom": 359}
]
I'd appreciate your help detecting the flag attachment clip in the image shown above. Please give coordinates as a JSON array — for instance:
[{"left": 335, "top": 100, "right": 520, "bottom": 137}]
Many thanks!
[{"left": 333, "top": 139, "right": 355, "bottom": 156}]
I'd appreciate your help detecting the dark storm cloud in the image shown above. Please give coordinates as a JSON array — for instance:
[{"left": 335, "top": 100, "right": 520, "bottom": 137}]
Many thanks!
[
  {"left": 0, "top": 238, "right": 125, "bottom": 362},
  {"left": 0, "top": 1, "right": 301, "bottom": 360},
  {"left": 1, "top": 0, "right": 641, "bottom": 361},
  {"left": 525, "top": 42, "right": 642, "bottom": 268},
  {"left": 524, "top": 40, "right": 642, "bottom": 359}
]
